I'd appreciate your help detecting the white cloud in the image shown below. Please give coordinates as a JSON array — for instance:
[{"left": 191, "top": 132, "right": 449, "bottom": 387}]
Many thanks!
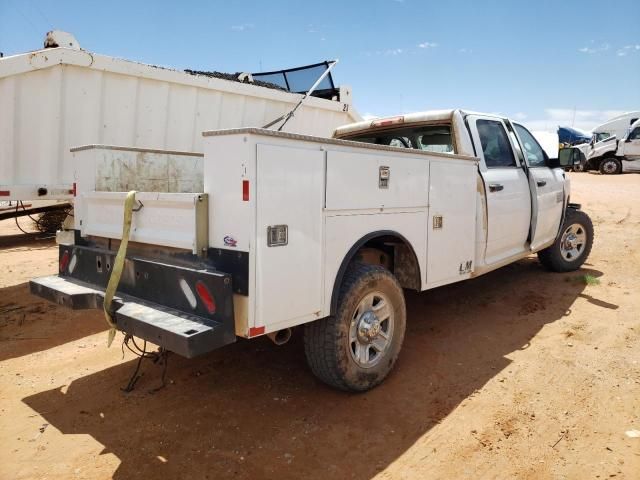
[
  {"left": 231, "top": 23, "right": 254, "bottom": 31},
  {"left": 366, "top": 48, "right": 405, "bottom": 57},
  {"left": 521, "top": 109, "right": 628, "bottom": 133},
  {"left": 513, "top": 112, "right": 528, "bottom": 120},
  {"left": 616, "top": 44, "right": 640, "bottom": 57},
  {"left": 418, "top": 42, "right": 438, "bottom": 49},
  {"left": 578, "top": 42, "right": 609, "bottom": 54},
  {"left": 458, "top": 48, "right": 472, "bottom": 54}
]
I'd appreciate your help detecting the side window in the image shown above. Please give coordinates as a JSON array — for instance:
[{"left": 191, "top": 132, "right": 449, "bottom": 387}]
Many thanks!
[
  {"left": 629, "top": 127, "right": 640, "bottom": 140},
  {"left": 343, "top": 125, "right": 454, "bottom": 153},
  {"left": 514, "top": 124, "right": 546, "bottom": 167},
  {"left": 476, "top": 119, "right": 516, "bottom": 168}
]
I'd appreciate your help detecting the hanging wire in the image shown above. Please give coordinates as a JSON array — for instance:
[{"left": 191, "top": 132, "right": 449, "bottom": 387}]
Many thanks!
[
  {"left": 121, "top": 334, "right": 170, "bottom": 393},
  {"left": 12, "top": 201, "right": 72, "bottom": 237}
]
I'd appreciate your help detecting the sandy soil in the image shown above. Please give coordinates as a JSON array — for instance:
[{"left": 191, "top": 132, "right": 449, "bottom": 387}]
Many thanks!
[{"left": 1, "top": 172, "right": 639, "bottom": 480}]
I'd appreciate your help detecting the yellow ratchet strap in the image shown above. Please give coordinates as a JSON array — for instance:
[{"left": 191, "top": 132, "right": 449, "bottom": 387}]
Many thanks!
[{"left": 103, "top": 190, "right": 137, "bottom": 347}]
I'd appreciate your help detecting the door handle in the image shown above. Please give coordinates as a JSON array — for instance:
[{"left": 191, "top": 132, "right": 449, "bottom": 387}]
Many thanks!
[
  {"left": 537, "top": 180, "right": 547, "bottom": 187},
  {"left": 489, "top": 184, "right": 504, "bottom": 192}
]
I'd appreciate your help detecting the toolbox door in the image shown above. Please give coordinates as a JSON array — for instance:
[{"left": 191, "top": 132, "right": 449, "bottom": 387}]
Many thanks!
[
  {"left": 426, "top": 159, "right": 477, "bottom": 287},
  {"left": 255, "top": 144, "right": 325, "bottom": 331}
]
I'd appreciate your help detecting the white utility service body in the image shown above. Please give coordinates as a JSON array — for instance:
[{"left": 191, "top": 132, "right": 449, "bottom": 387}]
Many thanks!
[
  {"left": 31, "top": 109, "right": 593, "bottom": 391},
  {"left": 0, "top": 39, "right": 358, "bottom": 202},
  {"left": 204, "top": 128, "right": 478, "bottom": 334}
]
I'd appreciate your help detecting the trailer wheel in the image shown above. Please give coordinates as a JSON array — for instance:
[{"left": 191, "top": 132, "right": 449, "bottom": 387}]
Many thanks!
[
  {"left": 599, "top": 157, "right": 621, "bottom": 175},
  {"left": 304, "top": 263, "right": 406, "bottom": 392},
  {"left": 537, "top": 209, "right": 594, "bottom": 272}
]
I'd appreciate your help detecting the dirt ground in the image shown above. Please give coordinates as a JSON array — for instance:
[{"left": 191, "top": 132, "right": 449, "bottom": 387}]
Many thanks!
[{"left": 1, "top": 172, "right": 639, "bottom": 480}]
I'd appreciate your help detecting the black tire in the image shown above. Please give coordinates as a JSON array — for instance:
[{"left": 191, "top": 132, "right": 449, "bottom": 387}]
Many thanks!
[
  {"left": 538, "top": 209, "right": 594, "bottom": 272},
  {"left": 304, "top": 263, "right": 406, "bottom": 392},
  {"left": 599, "top": 157, "right": 622, "bottom": 175}
]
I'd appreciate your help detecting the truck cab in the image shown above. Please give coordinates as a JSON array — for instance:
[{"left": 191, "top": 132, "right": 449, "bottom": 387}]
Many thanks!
[
  {"left": 619, "top": 119, "right": 640, "bottom": 160},
  {"left": 578, "top": 118, "right": 640, "bottom": 174},
  {"left": 334, "top": 110, "right": 572, "bottom": 268}
]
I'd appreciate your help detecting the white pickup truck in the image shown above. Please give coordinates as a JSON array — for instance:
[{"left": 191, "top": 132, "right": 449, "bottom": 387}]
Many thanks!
[
  {"left": 31, "top": 109, "right": 593, "bottom": 391},
  {"left": 574, "top": 119, "right": 640, "bottom": 174}
]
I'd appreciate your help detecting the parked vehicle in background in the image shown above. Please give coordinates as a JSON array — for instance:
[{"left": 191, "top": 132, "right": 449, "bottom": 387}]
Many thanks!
[
  {"left": 590, "top": 111, "right": 640, "bottom": 143},
  {"left": 558, "top": 126, "right": 591, "bottom": 146},
  {"left": 571, "top": 119, "right": 640, "bottom": 174},
  {"left": 0, "top": 31, "right": 359, "bottom": 221},
  {"left": 30, "top": 109, "right": 593, "bottom": 391}
]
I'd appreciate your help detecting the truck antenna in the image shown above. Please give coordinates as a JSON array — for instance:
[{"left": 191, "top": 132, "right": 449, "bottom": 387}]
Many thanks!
[{"left": 262, "top": 59, "right": 339, "bottom": 132}]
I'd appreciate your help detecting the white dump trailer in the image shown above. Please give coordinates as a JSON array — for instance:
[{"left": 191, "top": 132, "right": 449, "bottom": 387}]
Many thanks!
[{"left": 0, "top": 33, "right": 359, "bottom": 204}]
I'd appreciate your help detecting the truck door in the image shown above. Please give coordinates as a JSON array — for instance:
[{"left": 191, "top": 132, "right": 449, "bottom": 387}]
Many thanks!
[
  {"left": 622, "top": 124, "right": 640, "bottom": 162},
  {"left": 512, "top": 123, "right": 564, "bottom": 251},
  {"left": 467, "top": 115, "right": 531, "bottom": 265}
]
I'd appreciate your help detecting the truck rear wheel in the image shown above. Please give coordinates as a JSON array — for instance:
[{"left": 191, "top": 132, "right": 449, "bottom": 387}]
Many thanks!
[
  {"left": 537, "top": 209, "right": 594, "bottom": 272},
  {"left": 304, "top": 263, "right": 406, "bottom": 392},
  {"left": 599, "top": 157, "right": 621, "bottom": 174}
]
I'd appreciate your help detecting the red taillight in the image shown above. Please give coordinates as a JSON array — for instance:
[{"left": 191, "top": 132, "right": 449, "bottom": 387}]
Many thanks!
[
  {"left": 72, "top": 182, "right": 77, "bottom": 197},
  {"left": 248, "top": 326, "right": 265, "bottom": 337},
  {"left": 195, "top": 280, "right": 216, "bottom": 314},
  {"left": 242, "top": 180, "right": 249, "bottom": 201},
  {"left": 59, "top": 251, "right": 70, "bottom": 273},
  {"left": 0, "top": 190, "right": 10, "bottom": 197}
]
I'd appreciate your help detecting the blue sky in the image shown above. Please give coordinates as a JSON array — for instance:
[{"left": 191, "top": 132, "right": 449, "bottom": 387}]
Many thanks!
[{"left": 1, "top": 0, "right": 639, "bottom": 132}]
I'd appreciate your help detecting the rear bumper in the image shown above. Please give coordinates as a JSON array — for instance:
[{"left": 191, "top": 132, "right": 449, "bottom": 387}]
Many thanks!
[{"left": 30, "top": 244, "right": 236, "bottom": 358}]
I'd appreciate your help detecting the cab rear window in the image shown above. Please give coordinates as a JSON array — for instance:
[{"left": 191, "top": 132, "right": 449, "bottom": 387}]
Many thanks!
[{"left": 343, "top": 125, "right": 455, "bottom": 154}]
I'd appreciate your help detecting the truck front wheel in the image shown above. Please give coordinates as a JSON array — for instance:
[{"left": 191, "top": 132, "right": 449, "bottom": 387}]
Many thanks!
[
  {"left": 537, "top": 209, "right": 594, "bottom": 272},
  {"left": 304, "top": 263, "right": 406, "bottom": 392},
  {"left": 599, "top": 157, "right": 622, "bottom": 174}
]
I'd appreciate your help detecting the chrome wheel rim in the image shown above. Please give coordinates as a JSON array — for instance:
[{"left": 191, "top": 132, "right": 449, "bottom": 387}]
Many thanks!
[
  {"left": 349, "top": 291, "right": 394, "bottom": 368},
  {"left": 560, "top": 223, "right": 587, "bottom": 262},
  {"left": 602, "top": 160, "right": 617, "bottom": 174}
]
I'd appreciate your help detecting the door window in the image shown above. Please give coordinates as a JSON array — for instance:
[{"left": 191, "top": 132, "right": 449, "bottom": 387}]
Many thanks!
[
  {"left": 476, "top": 120, "right": 516, "bottom": 168},
  {"left": 628, "top": 127, "right": 640, "bottom": 140},
  {"left": 514, "top": 124, "right": 546, "bottom": 167}
]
